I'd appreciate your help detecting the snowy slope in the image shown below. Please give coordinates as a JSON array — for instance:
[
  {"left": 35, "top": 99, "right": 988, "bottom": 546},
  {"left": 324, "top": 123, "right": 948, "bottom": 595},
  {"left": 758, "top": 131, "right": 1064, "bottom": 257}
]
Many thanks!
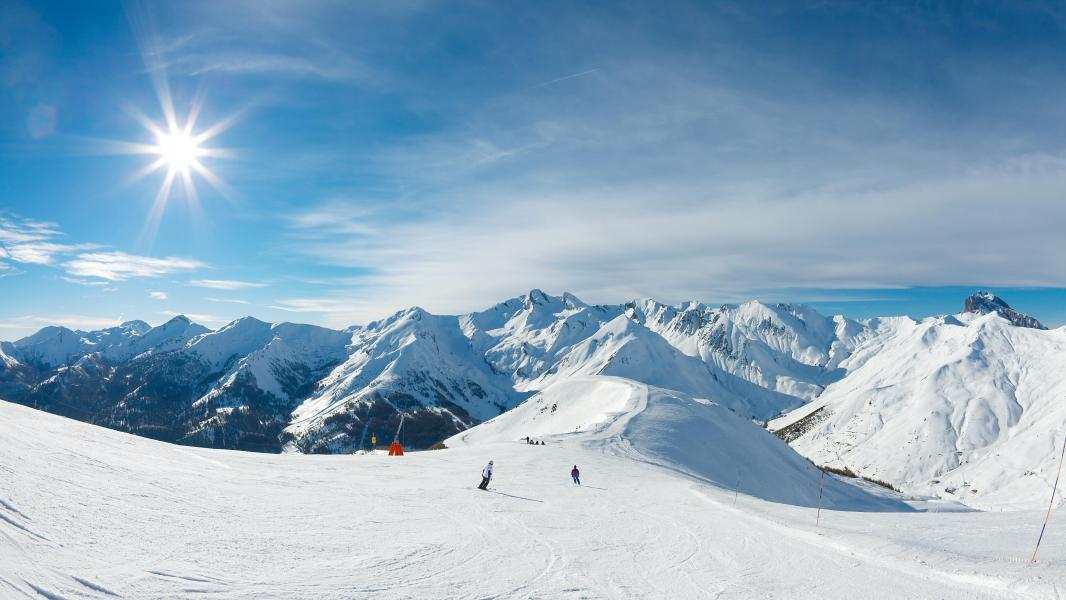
[
  {"left": 8, "top": 325, "right": 94, "bottom": 368},
  {"left": 448, "top": 376, "right": 901, "bottom": 509},
  {"left": 284, "top": 290, "right": 821, "bottom": 453},
  {"left": 3, "top": 397, "right": 1064, "bottom": 599},
  {"left": 626, "top": 298, "right": 869, "bottom": 401},
  {"left": 100, "top": 315, "right": 208, "bottom": 361},
  {"left": 6, "top": 318, "right": 208, "bottom": 367},
  {"left": 772, "top": 310, "right": 1066, "bottom": 510},
  {"left": 530, "top": 315, "right": 798, "bottom": 418},
  {"left": 194, "top": 320, "right": 351, "bottom": 406},
  {"left": 285, "top": 307, "right": 525, "bottom": 452}
]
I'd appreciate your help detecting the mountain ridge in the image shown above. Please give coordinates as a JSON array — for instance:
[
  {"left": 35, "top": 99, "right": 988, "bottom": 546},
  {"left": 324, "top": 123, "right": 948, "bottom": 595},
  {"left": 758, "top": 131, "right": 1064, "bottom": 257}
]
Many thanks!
[{"left": 1, "top": 289, "right": 1061, "bottom": 508}]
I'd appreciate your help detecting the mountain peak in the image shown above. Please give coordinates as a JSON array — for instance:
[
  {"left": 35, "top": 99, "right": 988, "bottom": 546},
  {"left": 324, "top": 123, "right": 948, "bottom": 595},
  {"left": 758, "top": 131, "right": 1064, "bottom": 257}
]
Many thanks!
[
  {"left": 525, "top": 289, "right": 551, "bottom": 306},
  {"left": 119, "top": 320, "right": 151, "bottom": 332},
  {"left": 963, "top": 291, "right": 1046, "bottom": 330}
]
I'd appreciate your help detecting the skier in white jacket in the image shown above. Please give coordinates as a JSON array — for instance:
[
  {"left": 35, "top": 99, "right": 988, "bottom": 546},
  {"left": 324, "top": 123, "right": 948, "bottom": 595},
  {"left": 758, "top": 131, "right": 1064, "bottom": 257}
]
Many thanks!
[{"left": 478, "top": 460, "right": 494, "bottom": 490}]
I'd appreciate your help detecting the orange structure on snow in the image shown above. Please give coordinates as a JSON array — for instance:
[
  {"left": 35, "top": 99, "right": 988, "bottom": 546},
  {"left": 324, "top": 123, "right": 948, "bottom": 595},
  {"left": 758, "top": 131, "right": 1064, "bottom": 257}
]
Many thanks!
[{"left": 388, "top": 442, "right": 404, "bottom": 456}]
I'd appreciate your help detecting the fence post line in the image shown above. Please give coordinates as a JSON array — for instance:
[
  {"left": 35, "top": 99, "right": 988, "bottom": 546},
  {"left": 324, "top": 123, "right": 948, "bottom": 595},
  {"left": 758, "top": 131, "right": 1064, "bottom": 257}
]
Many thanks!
[{"left": 1030, "top": 434, "right": 1066, "bottom": 565}]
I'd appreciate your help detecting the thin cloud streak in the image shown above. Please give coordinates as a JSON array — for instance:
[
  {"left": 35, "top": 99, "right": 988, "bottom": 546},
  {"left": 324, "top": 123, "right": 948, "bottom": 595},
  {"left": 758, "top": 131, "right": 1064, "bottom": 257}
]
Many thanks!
[
  {"left": 189, "top": 279, "right": 267, "bottom": 290},
  {"left": 64, "top": 252, "right": 205, "bottom": 281},
  {"left": 205, "top": 296, "right": 251, "bottom": 305},
  {"left": 532, "top": 68, "right": 599, "bottom": 88},
  {"left": 285, "top": 153, "right": 1066, "bottom": 326}
]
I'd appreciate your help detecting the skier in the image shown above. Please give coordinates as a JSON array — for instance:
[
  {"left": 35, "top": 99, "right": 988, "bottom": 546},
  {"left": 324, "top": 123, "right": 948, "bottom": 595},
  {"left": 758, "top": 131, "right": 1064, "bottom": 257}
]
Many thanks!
[
  {"left": 571, "top": 465, "right": 581, "bottom": 485},
  {"left": 478, "top": 460, "right": 494, "bottom": 490}
]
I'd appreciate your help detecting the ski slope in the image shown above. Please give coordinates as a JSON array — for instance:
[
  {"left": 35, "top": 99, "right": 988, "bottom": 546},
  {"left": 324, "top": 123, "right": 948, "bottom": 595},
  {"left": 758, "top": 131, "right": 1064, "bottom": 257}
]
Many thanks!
[{"left": 2, "top": 383, "right": 1063, "bottom": 599}]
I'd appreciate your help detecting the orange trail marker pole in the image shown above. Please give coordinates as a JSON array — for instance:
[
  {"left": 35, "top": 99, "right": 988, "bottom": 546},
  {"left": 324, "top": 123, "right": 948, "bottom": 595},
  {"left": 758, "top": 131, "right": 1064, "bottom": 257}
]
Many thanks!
[{"left": 1030, "top": 434, "right": 1066, "bottom": 564}]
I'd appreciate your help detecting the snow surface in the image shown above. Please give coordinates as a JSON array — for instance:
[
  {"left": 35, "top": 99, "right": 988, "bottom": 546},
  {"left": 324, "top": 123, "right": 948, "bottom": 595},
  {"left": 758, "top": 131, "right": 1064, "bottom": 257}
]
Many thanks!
[
  {"left": 772, "top": 312, "right": 1066, "bottom": 510},
  {"left": 3, "top": 380, "right": 1064, "bottom": 599}
]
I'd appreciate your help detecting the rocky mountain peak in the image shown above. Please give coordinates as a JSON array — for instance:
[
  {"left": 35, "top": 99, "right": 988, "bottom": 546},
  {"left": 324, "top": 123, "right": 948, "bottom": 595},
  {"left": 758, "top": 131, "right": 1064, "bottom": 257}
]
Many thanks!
[{"left": 963, "top": 291, "right": 1046, "bottom": 330}]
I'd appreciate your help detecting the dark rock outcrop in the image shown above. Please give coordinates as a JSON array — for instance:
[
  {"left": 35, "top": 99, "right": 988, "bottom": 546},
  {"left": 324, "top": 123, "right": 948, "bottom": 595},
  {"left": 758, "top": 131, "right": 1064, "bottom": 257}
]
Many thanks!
[{"left": 963, "top": 291, "right": 1046, "bottom": 330}]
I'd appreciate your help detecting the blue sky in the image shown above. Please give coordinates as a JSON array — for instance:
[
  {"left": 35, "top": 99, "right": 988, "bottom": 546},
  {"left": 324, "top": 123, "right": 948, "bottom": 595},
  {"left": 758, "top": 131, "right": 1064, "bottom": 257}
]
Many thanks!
[{"left": 2, "top": 0, "right": 1066, "bottom": 339}]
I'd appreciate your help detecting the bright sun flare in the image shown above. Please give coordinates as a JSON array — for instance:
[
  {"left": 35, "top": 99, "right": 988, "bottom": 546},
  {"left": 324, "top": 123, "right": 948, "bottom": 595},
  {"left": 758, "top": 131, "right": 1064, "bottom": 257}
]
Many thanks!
[
  {"left": 104, "top": 98, "right": 235, "bottom": 245},
  {"left": 155, "top": 129, "right": 201, "bottom": 173},
  {"left": 84, "top": 30, "right": 238, "bottom": 246},
  {"left": 114, "top": 98, "right": 234, "bottom": 228}
]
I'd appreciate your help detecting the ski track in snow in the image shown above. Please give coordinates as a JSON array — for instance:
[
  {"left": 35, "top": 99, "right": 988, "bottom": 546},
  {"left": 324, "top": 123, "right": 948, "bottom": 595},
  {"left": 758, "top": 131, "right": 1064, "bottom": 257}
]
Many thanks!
[{"left": 2, "top": 390, "right": 1064, "bottom": 599}]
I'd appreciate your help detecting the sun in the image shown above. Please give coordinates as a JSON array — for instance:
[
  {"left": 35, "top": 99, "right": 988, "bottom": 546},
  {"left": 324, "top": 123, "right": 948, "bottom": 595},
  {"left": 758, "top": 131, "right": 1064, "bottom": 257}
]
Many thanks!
[
  {"left": 155, "top": 128, "right": 201, "bottom": 174},
  {"left": 81, "top": 16, "right": 239, "bottom": 246},
  {"left": 89, "top": 96, "right": 238, "bottom": 247}
]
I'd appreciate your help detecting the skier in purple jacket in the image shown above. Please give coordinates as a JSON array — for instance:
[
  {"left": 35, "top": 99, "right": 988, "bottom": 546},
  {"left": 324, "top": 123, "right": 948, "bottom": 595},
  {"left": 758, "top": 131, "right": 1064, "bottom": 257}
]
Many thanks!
[{"left": 571, "top": 465, "right": 581, "bottom": 485}]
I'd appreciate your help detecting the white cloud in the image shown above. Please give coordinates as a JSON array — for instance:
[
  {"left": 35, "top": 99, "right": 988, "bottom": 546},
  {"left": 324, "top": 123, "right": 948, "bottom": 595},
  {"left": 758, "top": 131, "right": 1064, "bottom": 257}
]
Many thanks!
[
  {"left": 6, "top": 241, "right": 99, "bottom": 265},
  {"left": 160, "top": 311, "right": 230, "bottom": 328},
  {"left": 178, "top": 51, "right": 372, "bottom": 82},
  {"left": 0, "top": 214, "right": 62, "bottom": 245},
  {"left": 0, "top": 314, "right": 123, "bottom": 336},
  {"left": 0, "top": 215, "right": 94, "bottom": 265},
  {"left": 205, "top": 297, "right": 251, "bottom": 305},
  {"left": 1, "top": 214, "right": 208, "bottom": 284},
  {"left": 189, "top": 279, "right": 267, "bottom": 290},
  {"left": 63, "top": 252, "right": 206, "bottom": 281},
  {"left": 270, "top": 297, "right": 353, "bottom": 313},
  {"left": 286, "top": 153, "right": 1066, "bottom": 325},
  {"left": 269, "top": 296, "right": 378, "bottom": 329},
  {"left": 148, "top": 290, "right": 168, "bottom": 300},
  {"left": 60, "top": 276, "right": 110, "bottom": 287}
]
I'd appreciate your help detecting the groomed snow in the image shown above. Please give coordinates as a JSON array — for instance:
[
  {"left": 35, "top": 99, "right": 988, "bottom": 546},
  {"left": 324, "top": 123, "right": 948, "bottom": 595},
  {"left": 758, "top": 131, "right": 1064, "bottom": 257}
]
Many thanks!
[{"left": 2, "top": 382, "right": 1064, "bottom": 599}]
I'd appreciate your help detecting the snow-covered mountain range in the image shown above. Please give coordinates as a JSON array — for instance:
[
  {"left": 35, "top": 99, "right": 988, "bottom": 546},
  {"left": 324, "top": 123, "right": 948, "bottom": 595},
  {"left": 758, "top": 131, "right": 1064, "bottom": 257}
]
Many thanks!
[{"left": 1, "top": 290, "right": 1062, "bottom": 509}]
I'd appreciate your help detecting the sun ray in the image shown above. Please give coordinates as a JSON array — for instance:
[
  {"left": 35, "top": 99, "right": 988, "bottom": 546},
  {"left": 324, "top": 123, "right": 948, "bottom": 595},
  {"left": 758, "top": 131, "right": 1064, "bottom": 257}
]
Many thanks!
[
  {"left": 122, "top": 156, "right": 169, "bottom": 188},
  {"left": 190, "top": 159, "right": 236, "bottom": 201},
  {"left": 184, "top": 88, "right": 207, "bottom": 136},
  {"left": 138, "top": 167, "right": 177, "bottom": 249},
  {"left": 192, "top": 109, "right": 243, "bottom": 145},
  {"left": 103, "top": 4, "right": 237, "bottom": 244},
  {"left": 111, "top": 94, "right": 235, "bottom": 229}
]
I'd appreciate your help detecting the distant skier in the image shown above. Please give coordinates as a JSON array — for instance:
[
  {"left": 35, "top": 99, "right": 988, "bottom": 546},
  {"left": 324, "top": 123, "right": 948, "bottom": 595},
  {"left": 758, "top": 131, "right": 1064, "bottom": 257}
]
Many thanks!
[
  {"left": 571, "top": 465, "right": 581, "bottom": 485},
  {"left": 478, "top": 460, "right": 494, "bottom": 490}
]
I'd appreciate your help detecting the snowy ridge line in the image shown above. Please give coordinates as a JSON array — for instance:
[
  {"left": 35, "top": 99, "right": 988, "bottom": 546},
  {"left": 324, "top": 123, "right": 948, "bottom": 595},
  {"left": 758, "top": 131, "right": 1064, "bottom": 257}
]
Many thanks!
[{"left": 4, "top": 289, "right": 1065, "bottom": 511}]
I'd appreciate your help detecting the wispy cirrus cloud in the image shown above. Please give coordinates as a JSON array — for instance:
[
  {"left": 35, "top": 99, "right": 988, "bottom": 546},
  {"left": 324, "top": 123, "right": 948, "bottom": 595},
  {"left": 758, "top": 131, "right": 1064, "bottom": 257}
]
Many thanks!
[
  {"left": 176, "top": 51, "right": 372, "bottom": 82},
  {"left": 0, "top": 314, "right": 123, "bottom": 333},
  {"left": 59, "top": 276, "right": 110, "bottom": 287},
  {"left": 205, "top": 296, "right": 251, "bottom": 305},
  {"left": 6, "top": 241, "right": 101, "bottom": 265},
  {"left": 285, "top": 150, "right": 1066, "bottom": 326},
  {"left": 0, "top": 214, "right": 98, "bottom": 265},
  {"left": 148, "top": 290, "right": 168, "bottom": 300},
  {"left": 2, "top": 213, "right": 208, "bottom": 284},
  {"left": 270, "top": 297, "right": 353, "bottom": 313},
  {"left": 160, "top": 311, "right": 230, "bottom": 328},
  {"left": 63, "top": 252, "right": 205, "bottom": 281},
  {"left": 189, "top": 279, "right": 266, "bottom": 290}
]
